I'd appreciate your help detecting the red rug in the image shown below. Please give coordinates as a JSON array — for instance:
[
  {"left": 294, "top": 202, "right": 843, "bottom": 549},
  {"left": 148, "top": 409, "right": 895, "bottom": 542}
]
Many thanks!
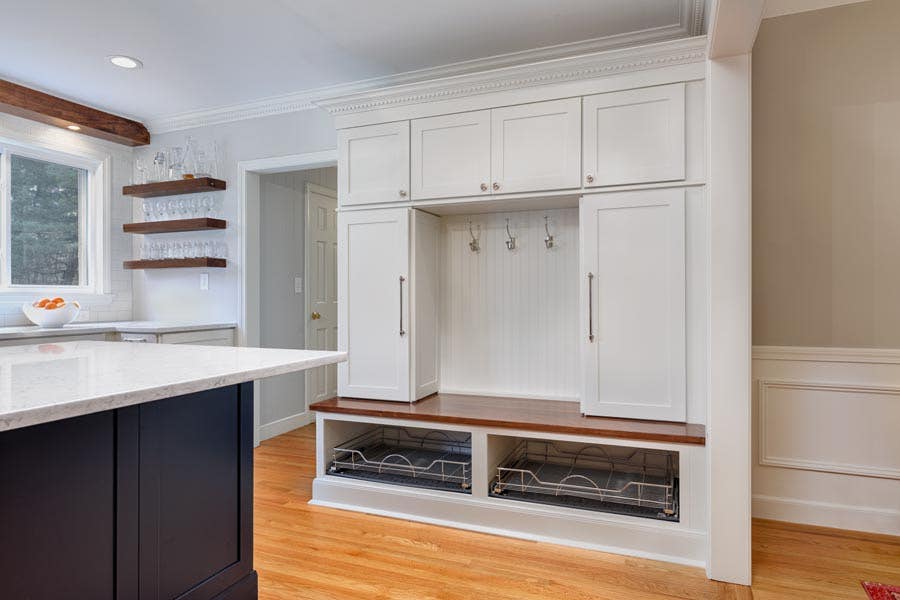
[{"left": 863, "top": 582, "right": 900, "bottom": 600}]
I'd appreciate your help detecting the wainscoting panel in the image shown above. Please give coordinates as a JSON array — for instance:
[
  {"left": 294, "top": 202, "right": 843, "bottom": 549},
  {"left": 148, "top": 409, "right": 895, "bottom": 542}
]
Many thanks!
[
  {"left": 753, "top": 347, "right": 900, "bottom": 535},
  {"left": 758, "top": 380, "right": 900, "bottom": 479}
]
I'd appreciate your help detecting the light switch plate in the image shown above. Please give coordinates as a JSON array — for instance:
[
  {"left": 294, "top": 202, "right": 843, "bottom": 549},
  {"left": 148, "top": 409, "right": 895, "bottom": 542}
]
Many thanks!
[
  {"left": 200, "top": 273, "right": 209, "bottom": 290},
  {"left": 294, "top": 277, "right": 303, "bottom": 294}
]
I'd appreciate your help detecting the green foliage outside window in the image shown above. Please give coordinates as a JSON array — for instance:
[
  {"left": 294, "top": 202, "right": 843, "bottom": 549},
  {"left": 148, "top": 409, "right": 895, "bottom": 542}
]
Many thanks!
[{"left": 9, "top": 155, "right": 83, "bottom": 286}]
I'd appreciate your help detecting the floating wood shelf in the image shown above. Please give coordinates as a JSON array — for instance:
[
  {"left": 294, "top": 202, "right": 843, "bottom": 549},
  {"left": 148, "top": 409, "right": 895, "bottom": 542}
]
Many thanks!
[
  {"left": 123, "top": 258, "right": 226, "bottom": 270},
  {"left": 311, "top": 393, "right": 706, "bottom": 445},
  {"left": 123, "top": 218, "right": 226, "bottom": 234},
  {"left": 122, "top": 177, "right": 226, "bottom": 198}
]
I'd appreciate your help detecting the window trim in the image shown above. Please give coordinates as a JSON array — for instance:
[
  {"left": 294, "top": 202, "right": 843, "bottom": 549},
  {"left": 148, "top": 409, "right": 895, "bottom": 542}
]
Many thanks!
[{"left": 0, "top": 140, "right": 111, "bottom": 301}]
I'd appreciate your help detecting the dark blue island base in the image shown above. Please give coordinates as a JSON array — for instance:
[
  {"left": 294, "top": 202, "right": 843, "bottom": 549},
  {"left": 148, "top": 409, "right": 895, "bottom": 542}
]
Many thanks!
[{"left": 0, "top": 383, "right": 257, "bottom": 600}]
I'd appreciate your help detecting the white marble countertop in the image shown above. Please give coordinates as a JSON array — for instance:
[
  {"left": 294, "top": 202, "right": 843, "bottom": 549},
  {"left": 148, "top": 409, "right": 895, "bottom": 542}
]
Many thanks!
[
  {"left": 0, "top": 320, "right": 237, "bottom": 340},
  {"left": 0, "top": 341, "right": 346, "bottom": 432}
]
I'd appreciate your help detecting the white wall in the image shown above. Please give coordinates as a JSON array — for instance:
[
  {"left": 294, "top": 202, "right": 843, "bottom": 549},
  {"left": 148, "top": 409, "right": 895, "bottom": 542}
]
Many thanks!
[
  {"left": 258, "top": 168, "right": 336, "bottom": 437},
  {"left": 133, "top": 109, "right": 337, "bottom": 325},
  {"left": 0, "top": 112, "right": 133, "bottom": 326},
  {"left": 752, "top": 347, "right": 900, "bottom": 535}
]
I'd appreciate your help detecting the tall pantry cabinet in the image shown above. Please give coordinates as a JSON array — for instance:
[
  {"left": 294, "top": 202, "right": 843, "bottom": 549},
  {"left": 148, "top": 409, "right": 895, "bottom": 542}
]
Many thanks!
[{"left": 337, "top": 208, "right": 440, "bottom": 402}]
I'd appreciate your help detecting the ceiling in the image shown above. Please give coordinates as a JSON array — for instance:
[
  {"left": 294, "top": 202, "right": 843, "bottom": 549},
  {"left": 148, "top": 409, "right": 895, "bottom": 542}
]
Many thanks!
[{"left": 0, "top": 0, "right": 705, "bottom": 125}]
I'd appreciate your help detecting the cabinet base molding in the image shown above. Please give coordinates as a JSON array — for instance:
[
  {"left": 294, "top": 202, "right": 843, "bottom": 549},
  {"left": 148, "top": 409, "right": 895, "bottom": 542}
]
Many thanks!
[
  {"left": 311, "top": 476, "right": 706, "bottom": 568},
  {"left": 212, "top": 572, "right": 258, "bottom": 600}
]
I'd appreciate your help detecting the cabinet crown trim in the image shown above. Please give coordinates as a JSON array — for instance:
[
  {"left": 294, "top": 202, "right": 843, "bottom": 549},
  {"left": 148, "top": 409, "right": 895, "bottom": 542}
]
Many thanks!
[{"left": 317, "top": 37, "right": 706, "bottom": 117}]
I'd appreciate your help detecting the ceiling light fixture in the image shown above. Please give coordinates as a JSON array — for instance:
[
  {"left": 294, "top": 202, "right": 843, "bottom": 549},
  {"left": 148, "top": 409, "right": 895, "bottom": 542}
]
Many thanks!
[
  {"left": 66, "top": 125, "right": 81, "bottom": 131},
  {"left": 108, "top": 55, "right": 143, "bottom": 69}
]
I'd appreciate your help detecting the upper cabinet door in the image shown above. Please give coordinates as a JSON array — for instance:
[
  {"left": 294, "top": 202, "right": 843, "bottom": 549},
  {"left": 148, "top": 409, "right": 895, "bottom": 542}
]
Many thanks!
[
  {"left": 337, "top": 208, "right": 411, "bottom": 402},
  {"left": 411, "top": 111, "right": 491, "bottom": 200},
  {"left": 583, "top": 83, "right": 685, "bottom": 188},
  {"left": 338, "top": 122, "right": 410, "bottom": 206},
  {"left": 580, "top": 189, "right": 686, "bottom": 422},
  {"left": 491, "top": 98, "right": 581, "bottom": 194}
]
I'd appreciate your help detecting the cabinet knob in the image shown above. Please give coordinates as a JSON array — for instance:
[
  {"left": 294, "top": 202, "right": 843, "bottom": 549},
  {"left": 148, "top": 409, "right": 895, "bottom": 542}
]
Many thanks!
[
  {"left": 480, "top": 183, "right": 488, "bottom": 192},
  {"left": 311, "top": 312, "right": 321, "bottom": 320},
  {"left": 399, "top": 189, "right": 407, "bottom": 197},
  {"left": 492, "top": 182, "right": 500, "bottom": 191},
  {"left": 585, "top": 174, "right": 594, "bottom": 184}
]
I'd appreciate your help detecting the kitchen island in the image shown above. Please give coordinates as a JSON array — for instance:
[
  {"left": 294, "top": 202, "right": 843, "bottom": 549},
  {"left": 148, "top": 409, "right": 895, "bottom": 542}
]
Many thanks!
[{"left": 0, "top": 341, "right": 345, "bottom": 600}]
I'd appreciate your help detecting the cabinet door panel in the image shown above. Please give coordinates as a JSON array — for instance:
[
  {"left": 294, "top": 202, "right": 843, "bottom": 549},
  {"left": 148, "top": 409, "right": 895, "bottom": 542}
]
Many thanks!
[
  {"left": 139, "top": 384, "right": 254, "bottom": 600},
  {"left": 338, "top": 208, "right": 411, "bottom": 401},
  {"left": 339, "top": 122, "right": 410, "bottom": 206},
  {"left": 0, "top": 412, "right": 117, "bottom": 600},
  {"left": 491, "top": 98, "right": 581, "bottom": 194},
  {"left": 583, "top": 83, "right": 685, "bottom": 187},
  {"left": 580, "top": 189, "right": 686, "bottom": 421},
  {"left": 411, "top": 111, "right": 491, "bottom": 200}
]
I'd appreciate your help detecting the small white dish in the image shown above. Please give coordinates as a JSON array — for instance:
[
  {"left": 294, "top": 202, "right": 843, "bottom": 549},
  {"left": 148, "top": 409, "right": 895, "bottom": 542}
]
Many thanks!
[{"left": 22, "top": 301, "right": 80, "bottom": 328}]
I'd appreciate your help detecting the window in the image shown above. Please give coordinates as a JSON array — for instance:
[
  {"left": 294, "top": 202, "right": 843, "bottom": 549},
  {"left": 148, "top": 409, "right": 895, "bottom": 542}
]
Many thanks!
[{"left": 0, "top": 143, "right": 107, "bottom": 295}]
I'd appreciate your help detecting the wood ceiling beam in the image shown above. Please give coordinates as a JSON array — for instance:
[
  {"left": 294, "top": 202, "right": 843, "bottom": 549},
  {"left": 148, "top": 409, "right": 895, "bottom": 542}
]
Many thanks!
[{"left": 0, "top": 80, "right": 150, "bottom": 147}]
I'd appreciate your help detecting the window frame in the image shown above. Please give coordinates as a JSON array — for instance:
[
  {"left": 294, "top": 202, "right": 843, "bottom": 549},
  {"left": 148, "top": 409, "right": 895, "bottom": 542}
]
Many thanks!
[{"left": 0, "top": 140, "right": 110, "bottom": 301}]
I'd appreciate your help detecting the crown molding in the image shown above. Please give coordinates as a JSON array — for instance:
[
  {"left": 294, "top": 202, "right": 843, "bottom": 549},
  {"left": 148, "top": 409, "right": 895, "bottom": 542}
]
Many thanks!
[
  {"left": 147, "top": 0, "right": 706, "bottom": 134},
  {"left": 316, "top": 36, "right": 707, "bottom": 117}
]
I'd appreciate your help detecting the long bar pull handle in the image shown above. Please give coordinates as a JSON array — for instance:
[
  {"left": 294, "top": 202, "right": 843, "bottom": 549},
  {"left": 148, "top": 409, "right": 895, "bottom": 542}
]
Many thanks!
[
  {"left": 587, "top": 272, "right": 595, "bottom": 342},
  {"left": 399, "top": 276, "right": 406, "bottom": 336}
]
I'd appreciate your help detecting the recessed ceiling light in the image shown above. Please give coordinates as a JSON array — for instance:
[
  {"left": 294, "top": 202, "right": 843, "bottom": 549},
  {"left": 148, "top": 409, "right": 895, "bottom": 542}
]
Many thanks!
[
  {"left": 66, "top": 125, "right": 81, "bottom": 131},
  {"left": 108, "top": 55, "right": 142, "bottom": 69}
]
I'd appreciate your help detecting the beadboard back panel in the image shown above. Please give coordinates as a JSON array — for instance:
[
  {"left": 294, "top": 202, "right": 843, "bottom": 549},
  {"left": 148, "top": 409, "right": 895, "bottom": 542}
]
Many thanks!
[{"left": 439, "top": 209, "right": 579, "bottom": 400}]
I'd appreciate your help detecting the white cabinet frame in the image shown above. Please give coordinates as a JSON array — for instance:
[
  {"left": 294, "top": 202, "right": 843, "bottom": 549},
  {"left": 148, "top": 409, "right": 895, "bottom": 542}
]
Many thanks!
[
  {"left": 337, "top": 208, "right": 411, "bottom": 401},
  {"left": 411, "top": 111, "right": 491, "bottom": 200},
  {"left": 338, "top": 122, "right": 410, "bottom": 206},
  {"left": 580, "top": 188, "right": 686, "bottom": 421},
  {"left": 583, "top": 83, "right": 685, "bottom": 187},
  {"left": 491, "top": 98, "right": 581, "bottom": 194}
]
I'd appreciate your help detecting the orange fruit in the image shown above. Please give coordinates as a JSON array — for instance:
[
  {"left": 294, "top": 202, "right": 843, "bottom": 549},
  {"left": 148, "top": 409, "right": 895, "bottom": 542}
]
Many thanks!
[
  {"left": 45, "top": 302, "right": 59, "bottom": 310},
  {"left": 51, "top": 297, "right": 64, "bottom": 304},
  {"left": 37, "top": 298, "right": 50, "bottom": 308}
]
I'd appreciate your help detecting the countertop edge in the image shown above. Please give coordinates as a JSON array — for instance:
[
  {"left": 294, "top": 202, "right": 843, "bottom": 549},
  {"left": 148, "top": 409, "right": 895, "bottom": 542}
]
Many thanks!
[{"left": 0, "top": 349, "right": 345, "bottom": 432}]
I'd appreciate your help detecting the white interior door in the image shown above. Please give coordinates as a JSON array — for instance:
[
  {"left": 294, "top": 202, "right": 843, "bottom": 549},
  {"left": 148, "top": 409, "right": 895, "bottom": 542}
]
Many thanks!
[
  {"left": 411, "top": 110, "right": 491, "bottom": 200},
  {"left": 491, "top": 98, "right": 581, "bottom": 194},
  {"left": 305, "top": 183, "right": 338, "bottom": 405},
  {"left": 583, "top": 83, "right": 685, "bottom": 187},
  {"left": 337, "top": 207, "right": 411, "bottom": 402},
  {"left": 338, "top": 121, "right": 410, "bottom": 206},
  {"left": 580, "top": 188, "right": 686, "bottom": 421}
]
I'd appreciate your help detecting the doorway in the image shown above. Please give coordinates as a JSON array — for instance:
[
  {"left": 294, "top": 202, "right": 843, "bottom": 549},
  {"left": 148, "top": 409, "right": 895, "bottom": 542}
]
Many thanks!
[{"left": 253, "top": 165, "right": 337, "bottom": 441}]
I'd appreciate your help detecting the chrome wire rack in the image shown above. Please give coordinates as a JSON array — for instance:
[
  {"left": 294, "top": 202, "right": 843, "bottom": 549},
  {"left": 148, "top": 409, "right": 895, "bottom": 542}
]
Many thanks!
[
  {"left": 491, "top": 439, "right": 677, "bottom": 519},
  {"left": 329, "top": 426, "right": 472, "bottom": 492}
]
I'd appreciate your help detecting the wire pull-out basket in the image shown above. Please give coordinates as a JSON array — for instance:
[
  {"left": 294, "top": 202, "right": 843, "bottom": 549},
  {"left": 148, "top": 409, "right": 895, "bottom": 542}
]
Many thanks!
[
  {"left": 329, "top": 426, "right": 472, "bottom": 493},
  {"left": 491, "top": 439, "right": 678, "bottom": 521}
]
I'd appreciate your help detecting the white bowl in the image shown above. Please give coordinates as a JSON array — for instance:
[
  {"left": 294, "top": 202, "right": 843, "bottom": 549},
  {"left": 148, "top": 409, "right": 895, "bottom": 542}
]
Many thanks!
[{"left": 22, "top": 300, "right": 80, "bottom": 328}]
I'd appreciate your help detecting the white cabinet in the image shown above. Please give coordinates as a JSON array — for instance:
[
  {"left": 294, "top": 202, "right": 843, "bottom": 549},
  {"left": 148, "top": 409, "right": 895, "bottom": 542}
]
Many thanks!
[
  {"left": 583, "top": 83, "right": 685, "bottom": 187},
  {"left": 409, "top": 99, "right": 581, "bottom": 200},
  {"left": 491, "top": 98, "right": 581, "bottom": 194},
  {"left": 337, "top": 208, "right": 439, "bottom": 401},
  {"left": 580, "top": 188, "right": 686, "bottom": 421},
  {"left": 338, "top": 122, "right": 410, "bottom": 206},
  {"left": 411, "top": 111, "right": 491, "bottom": 200}
]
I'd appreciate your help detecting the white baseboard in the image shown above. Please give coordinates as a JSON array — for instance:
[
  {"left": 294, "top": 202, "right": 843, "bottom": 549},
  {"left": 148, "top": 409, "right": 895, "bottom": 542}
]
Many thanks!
[
  {"left": 753, "top": 494, "right": 900, "bottom": 536},
  {"left": 258, "top": 410, "right": 313, "bottom": 441}
]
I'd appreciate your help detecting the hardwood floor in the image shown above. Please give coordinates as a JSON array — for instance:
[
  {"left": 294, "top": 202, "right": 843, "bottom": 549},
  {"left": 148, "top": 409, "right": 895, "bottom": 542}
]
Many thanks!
[{"left": 254, "top": 424, "right": 899, "bottom": 599}]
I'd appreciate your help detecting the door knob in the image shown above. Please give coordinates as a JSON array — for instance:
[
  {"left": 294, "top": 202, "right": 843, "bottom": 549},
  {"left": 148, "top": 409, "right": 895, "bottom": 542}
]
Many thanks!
[
  {"left": 492, "top": 182, "right": 500, "bottom": 191},
  {"left": 311, "top": 312, "right": 321, "bottom": 320},
  {"left": 586, "top": 174, "right": 594, "bottom": 183},
  {"left": 480, "top": 183, "right": 488, "bottom": 192}
]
